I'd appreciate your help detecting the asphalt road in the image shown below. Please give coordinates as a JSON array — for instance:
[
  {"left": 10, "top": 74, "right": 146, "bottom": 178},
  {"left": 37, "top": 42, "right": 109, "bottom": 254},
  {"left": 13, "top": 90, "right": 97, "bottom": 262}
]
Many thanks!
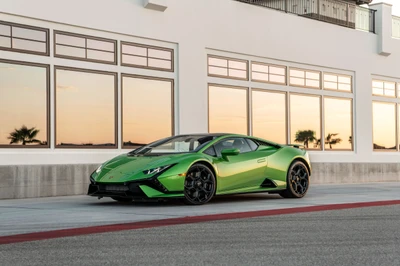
[{"left": 1, "top": 205, "right": 399, "bottom": 266}]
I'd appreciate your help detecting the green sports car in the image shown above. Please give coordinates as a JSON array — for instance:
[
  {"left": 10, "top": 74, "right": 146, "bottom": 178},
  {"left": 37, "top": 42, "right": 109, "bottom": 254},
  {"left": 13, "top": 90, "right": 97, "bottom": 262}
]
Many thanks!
[{"left": 88, "top": 133, "right": 311, "bottom": 205}]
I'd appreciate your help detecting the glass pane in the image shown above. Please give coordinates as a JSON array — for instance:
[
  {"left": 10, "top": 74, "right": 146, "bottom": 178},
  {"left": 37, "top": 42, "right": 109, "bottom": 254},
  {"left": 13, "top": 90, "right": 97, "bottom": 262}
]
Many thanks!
[
  {"left": 290, "top": 69, "right": 304, "bottom": 78},
  {"left": 122, "top": 54, "right": 147, "bottom": 66},
  {"left": 122, "top": 44, "right": 147, "bottom": 56},
  {"left": 148, "top": 48, "right": 171, "bottom": 60},
  {"left": 306, "top": 71, "right": 320, "bottom": 80},
  {"left": 324, "top": 74, "right": 337, "bottom": 83},
  {"left": 209, "top": 66, "right": 228, "bottom": 76},
  {"left": 324, "top": 81, "right": 337, "bottom": 90},
  {"left": 252, "top": 63, "right": 268, "bottom": 73},
  {"left": 209, "top": 85, "right": 247, "bottom": 135},
  {"left": 338, "top": 76, "right": 351, "bottom": 84},
  {"left": 372, "top": 88, "right": 384, "bottom": 95},
  {"left": 55, "top": 34, "right": 85, "bottom": 47},
  {"left": 208, "top": 57, "right": 227, "bottom": 68},
  {"left": 384, "top": 89, "right": 395, "bottom": 97},
  {"left": 252, "top": 90, "right": 286, "bottom": 144},
  {"left": 384, "top": 82, "right": 395, "bottom": 90},
  {"left": 0, "top": 24, "right": 11, "bottom": 36},
  {"left": 122, "top": 77, "right": 172, "bottom": 146},
  {"left": 12, "top": 26, "right": 46, "bottom": 42},
  {"left": 372, "top": 80, "right": 383, "bottom": 89},
  {"left": 0, "top": 36, "right": 11, "bottom": 48},
  {"left": 86, "top": 39, "right": 115, "bottom": 52},
  {"left": 56, "top": 44, "right": 85, "bottom": 58},
  {"left": 306, "top": 79, "right": 320, "bottom": 88},
  {"left": 148, "top": 58, "right": 172, "bottom": 69},
  {"left": 338, "top": 83, "right": 351, "bottom": 92},
  {"left": 56, "top": 69, "right": 115, "bottom": 146},
  {"left": 269, "top": 74, "right": 286, "bottom": 84},
  {"left": 87, "top": 49, "right": 115, "bottom": 62},
  {"left": 229, "top": 60, "right": 247, "bottom": 70},
  {"left": 269, "top": 66, "right": 285, "bottom": 75},
  {"left": 252, "top": 72, "right": 269, "bottom": 82},
  {"left": 290, "top": 77, "right": 304, "bottom": 86},
  {"left": 12, "top": 39, "right": 46, "bottom": 53},
  {"left": 324, "top": 98, "right": 352, "bottom": 150},
  {"left": 290, "top": 94, "right": 321, "bottom": 149},
  {"left": 228, "top": 69, "right": 247, "bottom": 79},
  {"left": 372, "top": 102, "right": 396, "bottom": 150},
  {"left": 0, "top": 62, "right": 48, "bottom": 145}
]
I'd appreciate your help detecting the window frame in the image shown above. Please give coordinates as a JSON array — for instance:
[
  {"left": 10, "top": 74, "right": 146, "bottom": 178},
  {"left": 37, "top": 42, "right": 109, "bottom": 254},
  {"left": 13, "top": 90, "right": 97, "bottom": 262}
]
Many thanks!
[
  {"left": 53, "top": 30, "right": 117, "bottom": 65},
  {"left": 120, "top": 73, "right": 175, "bottom": 149},
  {"left": 289, "top": 67, "right": 321, "bottom": 89},
  {"left": 0, "top": 20, "right": 50, "bottom": 56},
  {"left": 372, "top": 100, "right": 398, "bottom": 152},
  {"left": 207, "top": 83, "right": 249, "bottom": 135},
  {"left": 0, "top": 59, "right": 50, "bottom": 148},
  {"left": 323, "top": 72, "right": 353, "bottom": 93},
  {"left": 372, "top": 79, "right": 396, "bottom": 98},
  {"left": 207, "top": 55, "right": 249, "bottom": 81},
  {"left": 54, "top": 66, "right": 118, "bottom": 149},
  {"left": 120, "top": 41, "right": 174, "bottom": 72}
]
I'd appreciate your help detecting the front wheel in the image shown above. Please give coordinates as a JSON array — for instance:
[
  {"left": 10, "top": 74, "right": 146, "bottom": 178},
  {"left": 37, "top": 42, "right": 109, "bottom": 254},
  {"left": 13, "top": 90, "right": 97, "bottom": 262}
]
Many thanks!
[
  {"left": 279, "top": 161, "right": 310, "bottom": 198},
  {"left": 183, "top": 163, "right": 216, "bottom": 205}
]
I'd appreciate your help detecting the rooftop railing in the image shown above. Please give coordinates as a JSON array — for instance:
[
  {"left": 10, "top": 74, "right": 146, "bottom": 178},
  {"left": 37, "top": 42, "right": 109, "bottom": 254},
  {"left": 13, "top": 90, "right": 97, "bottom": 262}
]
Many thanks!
[{"left": 235, "top": 0, "right": 376, "bottom": 33}]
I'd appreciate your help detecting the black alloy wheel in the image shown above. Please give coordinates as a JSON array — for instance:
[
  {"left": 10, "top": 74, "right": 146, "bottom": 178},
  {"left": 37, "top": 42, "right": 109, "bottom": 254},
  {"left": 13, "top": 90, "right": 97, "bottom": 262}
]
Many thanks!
[
  {"left": 183, "top": 163, "right": 216, "bottom": 205},
  {"left": 279, "top": 161, "right": 310, "bottom": 198}
]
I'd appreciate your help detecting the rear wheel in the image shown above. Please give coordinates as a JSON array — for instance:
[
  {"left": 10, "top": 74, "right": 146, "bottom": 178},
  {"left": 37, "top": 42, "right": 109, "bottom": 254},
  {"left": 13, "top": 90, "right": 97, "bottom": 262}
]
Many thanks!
[
  {"left": 279, "top": 161, "right": 310, "bottom": 198},
  {"left": 111, "top": 197, "right": 133, "bottom": 203},
  {"left": 183, "top": 164, "right": 216, "bottom": 205}
]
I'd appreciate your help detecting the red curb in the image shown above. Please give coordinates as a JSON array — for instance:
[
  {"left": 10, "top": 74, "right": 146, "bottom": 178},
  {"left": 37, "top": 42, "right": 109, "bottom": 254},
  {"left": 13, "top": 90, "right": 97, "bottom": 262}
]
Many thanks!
[{"left": 1, "top": 199, "right": 400, "bottom": 245}]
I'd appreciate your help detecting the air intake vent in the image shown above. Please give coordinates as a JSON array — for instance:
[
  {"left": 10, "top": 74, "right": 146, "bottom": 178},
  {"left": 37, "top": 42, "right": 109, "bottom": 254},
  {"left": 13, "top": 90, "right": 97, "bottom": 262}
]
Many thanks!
[{"left": 260, "top": 178, "right": 277, "bottom": 188}]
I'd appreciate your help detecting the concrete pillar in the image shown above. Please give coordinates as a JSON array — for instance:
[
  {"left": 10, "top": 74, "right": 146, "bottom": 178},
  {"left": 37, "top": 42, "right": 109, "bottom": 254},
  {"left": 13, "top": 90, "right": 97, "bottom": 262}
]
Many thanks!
[{"left": 370, "top": 2, "right": 393, "bottom": 56}]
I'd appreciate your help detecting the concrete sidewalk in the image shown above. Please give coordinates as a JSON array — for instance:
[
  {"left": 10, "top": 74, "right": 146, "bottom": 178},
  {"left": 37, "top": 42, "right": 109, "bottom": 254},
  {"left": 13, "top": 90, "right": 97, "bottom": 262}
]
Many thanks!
[{"left": 0, "top": 182, "right": 399, "bottom": 237}]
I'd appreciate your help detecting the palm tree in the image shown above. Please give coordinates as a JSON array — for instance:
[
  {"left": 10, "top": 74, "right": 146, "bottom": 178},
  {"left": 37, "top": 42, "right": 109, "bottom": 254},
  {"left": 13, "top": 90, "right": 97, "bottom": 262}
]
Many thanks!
[
  {"left": 294, "top": 130, "right": 316, "bottom": 148},
  {"left": 325, "top": 133, "right": 342, "bottom": 149},
  {"left": 8, "top": 125, "right": 41, "bottom": 145},
  {"left": 348, "top": 136, "right": 352, "bottom": 144}
]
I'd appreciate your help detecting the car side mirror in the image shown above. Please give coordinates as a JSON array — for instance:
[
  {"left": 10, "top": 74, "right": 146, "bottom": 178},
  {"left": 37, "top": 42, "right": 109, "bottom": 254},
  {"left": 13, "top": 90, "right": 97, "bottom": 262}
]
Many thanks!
[{"left": 221, "top": 148, "right": 240, "bottom": 160}]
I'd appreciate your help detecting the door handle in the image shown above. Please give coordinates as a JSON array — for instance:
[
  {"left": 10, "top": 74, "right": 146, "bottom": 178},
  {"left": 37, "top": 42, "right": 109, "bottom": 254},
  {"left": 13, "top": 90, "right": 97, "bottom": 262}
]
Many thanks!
[{"left": 257, "top": 158, "right": 266, "bottom": 163}]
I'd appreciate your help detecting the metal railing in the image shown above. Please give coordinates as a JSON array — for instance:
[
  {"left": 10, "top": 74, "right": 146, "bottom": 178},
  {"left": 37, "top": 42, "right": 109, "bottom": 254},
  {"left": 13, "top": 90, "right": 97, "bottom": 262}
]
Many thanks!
[
  {"left": 356, "top": 6, "right": 376, "bottom": 33},
  {"left": 393, "top": 16, "right": 400, "bottom": 39},
  {"left": 235, "top": 0, "right": 376, "bottom": 33}
]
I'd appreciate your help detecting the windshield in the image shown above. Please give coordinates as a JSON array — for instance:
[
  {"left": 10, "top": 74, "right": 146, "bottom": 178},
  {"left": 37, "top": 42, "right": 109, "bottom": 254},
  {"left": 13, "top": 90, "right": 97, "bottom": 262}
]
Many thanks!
[{"left": 128, "top": 135, "right": 218, "bottom": 155}]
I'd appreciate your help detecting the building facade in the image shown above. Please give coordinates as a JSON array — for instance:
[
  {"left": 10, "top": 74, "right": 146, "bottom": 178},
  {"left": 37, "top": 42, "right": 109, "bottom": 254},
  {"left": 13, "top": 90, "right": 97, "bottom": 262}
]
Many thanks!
[{"left": 0, "top": 0, "right": 400, "bottom": 199}]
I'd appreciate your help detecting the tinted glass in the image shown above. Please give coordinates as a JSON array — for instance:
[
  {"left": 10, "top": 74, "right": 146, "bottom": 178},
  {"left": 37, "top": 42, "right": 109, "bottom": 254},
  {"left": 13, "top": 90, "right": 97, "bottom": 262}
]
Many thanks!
[
  {"left": 56, "top": 69, "right": 116, "bottom": 147},
  {"left": 372, "top": 102, "right": 396, "bottom": 150},
  {"left": 0, "top": 62, "right": 48, "bottom": 146}
]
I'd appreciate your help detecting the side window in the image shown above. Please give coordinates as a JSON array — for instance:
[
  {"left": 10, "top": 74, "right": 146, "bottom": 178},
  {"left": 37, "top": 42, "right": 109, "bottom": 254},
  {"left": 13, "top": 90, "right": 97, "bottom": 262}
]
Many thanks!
[
  {"left": 203, "top": 146, "right": 217, "bottom": 157},
  {"left": 214, "top": 138, "right": 252, "bottom": 156},
  {"left": 245, "top": 139, "right": 259, "bottom": 151}
]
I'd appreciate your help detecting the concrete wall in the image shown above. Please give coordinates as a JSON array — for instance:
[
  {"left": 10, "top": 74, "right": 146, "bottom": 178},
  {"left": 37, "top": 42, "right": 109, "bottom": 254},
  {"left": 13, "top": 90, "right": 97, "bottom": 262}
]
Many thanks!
[{"left": 1, "top": 163, "right": 399, "bottom": 199}]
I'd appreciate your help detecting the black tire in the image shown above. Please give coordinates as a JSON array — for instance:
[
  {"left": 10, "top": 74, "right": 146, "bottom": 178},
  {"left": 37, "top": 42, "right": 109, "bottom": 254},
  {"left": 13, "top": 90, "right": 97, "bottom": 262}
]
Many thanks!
[
  {"left": 279, "top": 160, "right": 310, "bottom": 198},
  {"left": 111, "top": 197, "right": 133, "bottom": 203},
  {"left": 183, "top": 163, "right": 216, "bottom": 205}
]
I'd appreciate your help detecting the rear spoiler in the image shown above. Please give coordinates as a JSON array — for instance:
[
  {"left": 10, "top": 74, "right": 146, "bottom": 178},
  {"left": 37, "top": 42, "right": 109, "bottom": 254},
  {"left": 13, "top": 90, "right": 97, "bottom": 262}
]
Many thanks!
[{"left": 285, "top": 144, "right": 305, "bottom": 149}]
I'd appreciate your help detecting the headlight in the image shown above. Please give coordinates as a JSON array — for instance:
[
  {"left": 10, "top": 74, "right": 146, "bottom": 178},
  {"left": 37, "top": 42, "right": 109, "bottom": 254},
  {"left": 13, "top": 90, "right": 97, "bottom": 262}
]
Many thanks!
[
  {"left": 143, "top": 165, "right": 172, "bottom": 175},
  {"left": 95, "top": 165, "right": 103, "bottom": 174}
]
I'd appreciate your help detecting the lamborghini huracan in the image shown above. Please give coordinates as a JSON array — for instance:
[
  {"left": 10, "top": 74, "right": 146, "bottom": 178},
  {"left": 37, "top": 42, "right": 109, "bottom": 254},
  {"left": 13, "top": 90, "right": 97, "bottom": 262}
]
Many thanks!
[{"left": 88, "top": 133, "right": 311, "bottom": 205}]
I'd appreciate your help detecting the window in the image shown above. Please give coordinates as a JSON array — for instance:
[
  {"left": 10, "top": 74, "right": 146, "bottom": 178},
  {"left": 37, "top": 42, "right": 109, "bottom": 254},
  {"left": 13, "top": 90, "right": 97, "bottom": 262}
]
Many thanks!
[
  {"left": 122, "top": 75, "right": 173, "bottom": 147},
  {"left": 246, "top": 139, "right": 259, "bottom": 151},
  {"left": 290, "top": 94, "right": 321, "bottom": 149},
  {"left": 54, "top": 31, "right": 117, "bottom": 64},
  {"left": 121, "top": 42, "right": 174, "bottom": 71},
  {"left": 0, "top": 60, "right": 49, "bottom": 147},
  {"left": 372, "top": 80, "right": 396, "bottom": 97},
  {"left": 204, "top": 146, "right": 217, "bottom": 157},
  {"left": 55, "top": 67, "right": 117, "bottom": 148},
  {"left": 251, "top": 62, "right": 286, "bottom": 84},
  {"left": 372, "top": 102, "right": 396, "bottom": 150},
  {"left": 252, "top": 90, "right": 287, "bottom": 144},
  {"left": 208, "top": 55, "right": 248, "bottom": 80},
  {"left": 324, "top": 97, "right": 353, "bottom": 150},
  {"left": 289, "top": 68, "right": 320, "bottom": 89},
  {"left": 0, "top": 21, "right": 49, "bottom": 55},
  {"left": 208, "top": 85, "right": 248, "bottom": 135},
  {"left": 324, "top": 73, "right": 352, "bottom": 92},
  {"left": 214, "top": 138, "right": 252, "bottom": 156}
]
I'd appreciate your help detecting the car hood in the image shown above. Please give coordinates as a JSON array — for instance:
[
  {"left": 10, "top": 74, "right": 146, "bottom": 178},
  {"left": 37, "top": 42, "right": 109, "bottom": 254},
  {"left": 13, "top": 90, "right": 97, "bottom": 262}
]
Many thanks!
[{"left": 93, "top": 153, "right": 189, "bottom": 183}]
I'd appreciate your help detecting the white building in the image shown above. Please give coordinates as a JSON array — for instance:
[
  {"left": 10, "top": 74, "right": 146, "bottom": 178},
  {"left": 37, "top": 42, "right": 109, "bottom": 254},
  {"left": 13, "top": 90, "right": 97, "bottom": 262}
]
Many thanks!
[{"left": 0, "top": 0, "right": 399, "bottom": 199}]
